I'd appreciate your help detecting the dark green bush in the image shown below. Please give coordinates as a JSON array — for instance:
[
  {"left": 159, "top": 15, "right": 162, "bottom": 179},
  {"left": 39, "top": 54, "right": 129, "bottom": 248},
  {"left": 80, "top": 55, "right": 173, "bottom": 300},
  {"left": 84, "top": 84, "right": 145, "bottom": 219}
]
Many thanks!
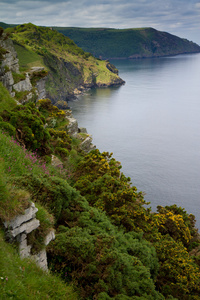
[
  {"left": 0, "top": 121, "right": 15, "bottom": 136},
  {"left": 49, "top": 226, "right": 163, "bottom": 300}
]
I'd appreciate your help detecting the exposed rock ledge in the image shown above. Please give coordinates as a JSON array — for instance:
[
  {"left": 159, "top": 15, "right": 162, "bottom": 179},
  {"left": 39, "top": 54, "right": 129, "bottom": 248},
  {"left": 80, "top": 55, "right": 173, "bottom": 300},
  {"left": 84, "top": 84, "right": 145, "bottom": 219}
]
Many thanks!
[
  {"left": 3, "top": 202, "right": 55, "bottom": 271},
  {"left": 65, "top": 110, "right": 96, "bottom": 153}
]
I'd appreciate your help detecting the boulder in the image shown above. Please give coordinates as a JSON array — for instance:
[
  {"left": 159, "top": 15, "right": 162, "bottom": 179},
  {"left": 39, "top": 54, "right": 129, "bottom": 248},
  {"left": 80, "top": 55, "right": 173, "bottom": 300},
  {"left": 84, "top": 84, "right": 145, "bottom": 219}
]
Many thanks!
[
  {"left": 13, "top": 73, "right": 32, "bottom": 92},
  {"left": 66, "top": 116, "right": 78, "bottom": 136},
  {"left": 80, "top": 136, "right": 96, "bottom": 153}
]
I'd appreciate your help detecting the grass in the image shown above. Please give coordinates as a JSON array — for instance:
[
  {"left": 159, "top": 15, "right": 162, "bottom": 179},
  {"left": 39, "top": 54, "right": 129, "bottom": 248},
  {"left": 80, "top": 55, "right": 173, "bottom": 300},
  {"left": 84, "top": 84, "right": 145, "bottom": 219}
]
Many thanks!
[
  {"left": 14, "top": 43, "right": 45, "bottom": 72},
  {"left": 0, "top": 82, "right": 17, "bottom": 112},
  {"left": 0, "top": 128, "right": 79, "bottom": 298},
  {"left": 9, "top": 23, "right": 122, "bottom": 90},
  {"left": 0, "top": 131, "right": 49, "bottom": 221},
  {"left": 0, "top": 230, "right": 78, "bottom": 300}
]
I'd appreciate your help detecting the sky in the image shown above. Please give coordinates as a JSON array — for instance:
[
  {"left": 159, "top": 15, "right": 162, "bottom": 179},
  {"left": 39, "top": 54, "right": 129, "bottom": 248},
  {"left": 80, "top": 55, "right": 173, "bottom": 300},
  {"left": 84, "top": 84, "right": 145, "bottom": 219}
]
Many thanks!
[{"left": 0, "top": 0, "right": 200, "bottom": 44}]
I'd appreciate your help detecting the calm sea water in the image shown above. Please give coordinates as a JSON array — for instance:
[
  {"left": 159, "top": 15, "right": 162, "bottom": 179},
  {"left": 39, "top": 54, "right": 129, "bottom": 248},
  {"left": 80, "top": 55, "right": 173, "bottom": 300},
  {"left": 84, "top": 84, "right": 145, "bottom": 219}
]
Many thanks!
[{"left": 69, "top": 53, "right": 200, "bottom": 229}]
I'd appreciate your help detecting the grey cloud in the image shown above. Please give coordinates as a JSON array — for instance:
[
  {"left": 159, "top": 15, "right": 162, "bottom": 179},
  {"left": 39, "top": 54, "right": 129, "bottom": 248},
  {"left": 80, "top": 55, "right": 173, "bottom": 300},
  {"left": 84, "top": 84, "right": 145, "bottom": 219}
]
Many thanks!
[{"left": 0, "top": 0, "right": 199, "bottom": 43}]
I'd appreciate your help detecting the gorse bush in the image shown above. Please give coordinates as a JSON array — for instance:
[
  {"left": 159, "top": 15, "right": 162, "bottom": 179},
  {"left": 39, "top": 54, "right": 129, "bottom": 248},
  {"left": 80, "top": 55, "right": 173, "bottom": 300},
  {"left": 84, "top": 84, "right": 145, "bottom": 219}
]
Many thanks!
[
  {"left": 73, "top": 149, "right": 151, "bottom": 232},
  {"left": 49, "top": 226, "right": 163, "bottom": 300},
  {"left": 154, "top": 235, "right": 200, "bottom": 298}
]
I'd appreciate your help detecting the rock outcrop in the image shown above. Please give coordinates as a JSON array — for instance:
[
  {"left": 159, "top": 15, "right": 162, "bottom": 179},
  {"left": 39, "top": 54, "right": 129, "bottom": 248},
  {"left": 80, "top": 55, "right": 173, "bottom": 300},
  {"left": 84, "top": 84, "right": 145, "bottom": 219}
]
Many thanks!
[
  {"left": 65, "top": 110, "right": 96, "bottom": 153},
  {"left": 0, "top": 32, "right": 19, "bottom": 96},
  {"left": 4, "top": 202, "right": 55, "bottom": 271},
  {"left": 0, "top": 32, "right": 47, "bottom": 102}
]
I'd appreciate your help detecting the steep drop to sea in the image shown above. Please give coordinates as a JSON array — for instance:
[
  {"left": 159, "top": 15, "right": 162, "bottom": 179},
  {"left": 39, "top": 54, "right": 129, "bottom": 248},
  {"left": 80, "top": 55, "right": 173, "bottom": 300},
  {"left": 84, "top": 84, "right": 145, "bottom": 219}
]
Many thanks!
[{"left": 69, "top": 53, "right": 200, "bottom": 229}]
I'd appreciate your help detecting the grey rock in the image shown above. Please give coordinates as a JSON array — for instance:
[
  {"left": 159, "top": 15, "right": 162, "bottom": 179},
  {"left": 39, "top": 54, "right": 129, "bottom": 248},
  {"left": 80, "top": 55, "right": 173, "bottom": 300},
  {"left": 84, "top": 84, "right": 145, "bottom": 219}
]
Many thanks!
[
  {"left": 36, "top": 77, "right": 46, "bottom": 99},
  {"left": 30, "top": 67, "right": 45, "bottom": 72},
  {"left": 33, "top": 249, "right": 48, "bottom": 271},
  {"left": 51, "top": 155, "right": 63, "bottom": 168},
  {"left": 0, "top": 36, "right": 19, "bottom": 73},
  {"left": 10, "top": 218, "right": 40, "bottom": 237},
  {"left": 4, "top": 203, "right": 38, "bottom": 230},
  {"left": 66, "top": 116, "right": 78, "bottom": 136},
  {"left": 80, "top": 136, "right": 96, "bottom": 153},
  {"left": 79, "top": 127, "right": 88, "bottom": 134},
  {"left": 1, "top": 71, "right": 14, "bottom": 92},
  {"left": 18, "top": 233, "right": 31, "bottom": 258},
  {"left": 13, "top": 73, "right": 32, "bottom": 92},
  {"left": 44, "top": 229, "right": 55, "bottom": 246}
]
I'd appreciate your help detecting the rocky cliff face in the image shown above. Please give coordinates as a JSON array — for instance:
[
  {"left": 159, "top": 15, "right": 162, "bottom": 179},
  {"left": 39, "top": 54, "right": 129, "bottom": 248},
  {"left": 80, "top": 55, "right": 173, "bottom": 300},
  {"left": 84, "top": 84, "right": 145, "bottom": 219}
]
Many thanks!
[
  {"left": 44, "top": 51, "right": 124, "bottom": 104},
  {"left": 0, "top": 31, "right": 48, "bottom": 103},
  {"left": 0, "top": 34, "right": 33, "bottom": 102},
  {"left": 0, "top": 33, "right": 19, "bottom": 96}
]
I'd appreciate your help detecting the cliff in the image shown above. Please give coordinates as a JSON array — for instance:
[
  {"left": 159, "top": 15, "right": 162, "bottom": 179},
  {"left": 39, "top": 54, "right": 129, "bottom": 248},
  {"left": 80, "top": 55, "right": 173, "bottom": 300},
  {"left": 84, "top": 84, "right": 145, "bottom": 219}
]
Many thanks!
[
  {"left": 4, "top": 23, "right": 124, "bottom": 105},
  {"left": 0, "top": 29, "right": 47, "bottom": 103},
  {"left": 55, "top": 27, "right": 200, "bottom": 59},
  {"left": 1, "top": 25, "right": 200, "bottom": 300}
]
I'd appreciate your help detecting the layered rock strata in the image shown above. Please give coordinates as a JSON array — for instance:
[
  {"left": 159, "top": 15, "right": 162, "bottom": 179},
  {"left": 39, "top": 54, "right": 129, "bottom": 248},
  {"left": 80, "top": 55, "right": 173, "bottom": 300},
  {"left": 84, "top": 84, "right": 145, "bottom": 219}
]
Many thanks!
[{"left": 4, "top": 202, "right": 55, "bottom": 271}]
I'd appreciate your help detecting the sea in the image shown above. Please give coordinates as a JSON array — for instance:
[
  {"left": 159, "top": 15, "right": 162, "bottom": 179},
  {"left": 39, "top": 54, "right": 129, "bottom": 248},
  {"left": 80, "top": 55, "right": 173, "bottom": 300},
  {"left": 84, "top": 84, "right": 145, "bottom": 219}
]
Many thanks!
[{"left": 69, "top": 53, "right": 200, "bottom": 229}]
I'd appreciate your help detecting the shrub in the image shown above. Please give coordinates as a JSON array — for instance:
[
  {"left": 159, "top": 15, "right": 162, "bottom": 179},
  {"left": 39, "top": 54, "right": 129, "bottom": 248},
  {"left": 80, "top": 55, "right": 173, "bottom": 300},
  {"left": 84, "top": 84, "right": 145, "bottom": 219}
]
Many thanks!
[
  {"left": 154, "top": 235, "right": 200, "bottom": 299},
  {"left": 0, "top": 121, "right": 15, "bottom": 136},
  {"left": 48, "top": 226, "right": 163, "bottom": 300},
  {"left": 0, "top": 102, "right": 51, "bottom": 155},
  {"left": 73, "top": 149, "right": 151, "bottom": 232}
]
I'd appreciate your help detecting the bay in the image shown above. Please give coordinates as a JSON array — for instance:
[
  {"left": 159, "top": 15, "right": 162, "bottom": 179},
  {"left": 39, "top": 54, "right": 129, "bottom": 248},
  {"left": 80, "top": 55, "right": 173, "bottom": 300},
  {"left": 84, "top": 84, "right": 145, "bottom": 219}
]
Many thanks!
[{"left": 69, "top": 53, "right": 200, "bottom": 229}]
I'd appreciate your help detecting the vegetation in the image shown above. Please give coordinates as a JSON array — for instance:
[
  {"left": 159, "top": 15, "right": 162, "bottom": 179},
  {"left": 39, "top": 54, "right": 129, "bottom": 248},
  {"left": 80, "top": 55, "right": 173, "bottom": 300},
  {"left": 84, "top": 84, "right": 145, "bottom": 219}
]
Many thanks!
[
  {"left": 55, "top": 27, "right": 200, "bottom": 59},
  {"left": 0, "top": 230, "right": 78, "bottom": 299},
  {"left": 4, "top": 23, "right": 124, "bottom": 104},
  {"left": 1, "top": 26, "right": 200, "bottom": 300}
]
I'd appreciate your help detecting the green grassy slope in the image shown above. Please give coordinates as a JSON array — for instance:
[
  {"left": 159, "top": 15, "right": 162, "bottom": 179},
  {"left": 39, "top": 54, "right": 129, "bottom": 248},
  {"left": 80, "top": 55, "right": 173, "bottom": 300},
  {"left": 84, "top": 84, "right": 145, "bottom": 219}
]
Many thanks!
[
  {"left": 55, "top": 27, "right": 200, "bottom": 59},
  {"left": 0, "top": 230, "right": 77, "bottom": 300}
]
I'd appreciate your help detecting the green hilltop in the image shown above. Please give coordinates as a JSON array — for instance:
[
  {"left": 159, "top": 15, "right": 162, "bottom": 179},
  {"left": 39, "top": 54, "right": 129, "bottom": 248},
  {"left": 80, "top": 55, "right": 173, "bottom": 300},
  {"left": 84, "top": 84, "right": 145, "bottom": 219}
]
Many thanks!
[
  {"left": 5, "top": 23, "right": 124, "bottom": 103},
  {"left": 1, "top": 25, "right": 200, "bottom": 300},
  {"left": 54, "top": 27, "right": 200, "bottom": 59}
]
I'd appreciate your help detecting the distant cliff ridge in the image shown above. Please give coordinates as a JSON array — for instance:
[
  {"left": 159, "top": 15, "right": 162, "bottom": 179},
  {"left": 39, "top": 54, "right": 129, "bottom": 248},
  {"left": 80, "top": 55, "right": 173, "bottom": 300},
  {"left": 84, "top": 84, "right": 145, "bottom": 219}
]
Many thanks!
[{"left": 54, "top": 27, "right": 200, "bottom": 60}]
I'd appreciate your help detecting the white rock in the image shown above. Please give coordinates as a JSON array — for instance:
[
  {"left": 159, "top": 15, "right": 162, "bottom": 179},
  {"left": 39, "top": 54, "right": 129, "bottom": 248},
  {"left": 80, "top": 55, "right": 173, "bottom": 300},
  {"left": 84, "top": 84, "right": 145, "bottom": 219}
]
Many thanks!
[
  {"left": 33, "top": 249, "right": 48, "bottom": 271},
  {"left": 10, "top": 218, "right": 40, "bottom": 237},
  {"left": 13, "top": 74, "right": 32, "bottom": 92},
  {"left": 18, "top": 233, "right": 31, "bottom": 258},
  {"left": 44, "top": 229, "right": 55, "bottom": 246},
  {"left": 66, "top": 116, "right": 78, "bottom": 136},
  {"left": 4, "top": 203, "right": 38, "bottom": 230}
]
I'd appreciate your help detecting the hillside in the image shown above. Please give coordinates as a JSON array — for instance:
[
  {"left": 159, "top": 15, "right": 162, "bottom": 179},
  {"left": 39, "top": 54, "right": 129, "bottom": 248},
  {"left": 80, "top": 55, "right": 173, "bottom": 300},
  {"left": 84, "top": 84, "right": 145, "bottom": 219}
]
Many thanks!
[
  {"left": 4, "top": 23, "right": 124, "bottom": 103},
  {"left": 55, "top": 27, "right": 200, "bottom": 59},
  {"left": 1, "top": 26, "right": 200, "bottom": 300},
  {"left": 0, "top": 21, "right": 17, "bottom": 29}
]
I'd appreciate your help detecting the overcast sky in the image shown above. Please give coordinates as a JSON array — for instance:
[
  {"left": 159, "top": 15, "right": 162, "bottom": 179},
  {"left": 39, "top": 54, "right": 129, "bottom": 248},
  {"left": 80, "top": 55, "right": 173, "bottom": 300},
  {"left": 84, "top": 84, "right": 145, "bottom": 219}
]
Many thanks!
[{"left": 0, "top": 0, "right": 200, "bottom": 44}]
